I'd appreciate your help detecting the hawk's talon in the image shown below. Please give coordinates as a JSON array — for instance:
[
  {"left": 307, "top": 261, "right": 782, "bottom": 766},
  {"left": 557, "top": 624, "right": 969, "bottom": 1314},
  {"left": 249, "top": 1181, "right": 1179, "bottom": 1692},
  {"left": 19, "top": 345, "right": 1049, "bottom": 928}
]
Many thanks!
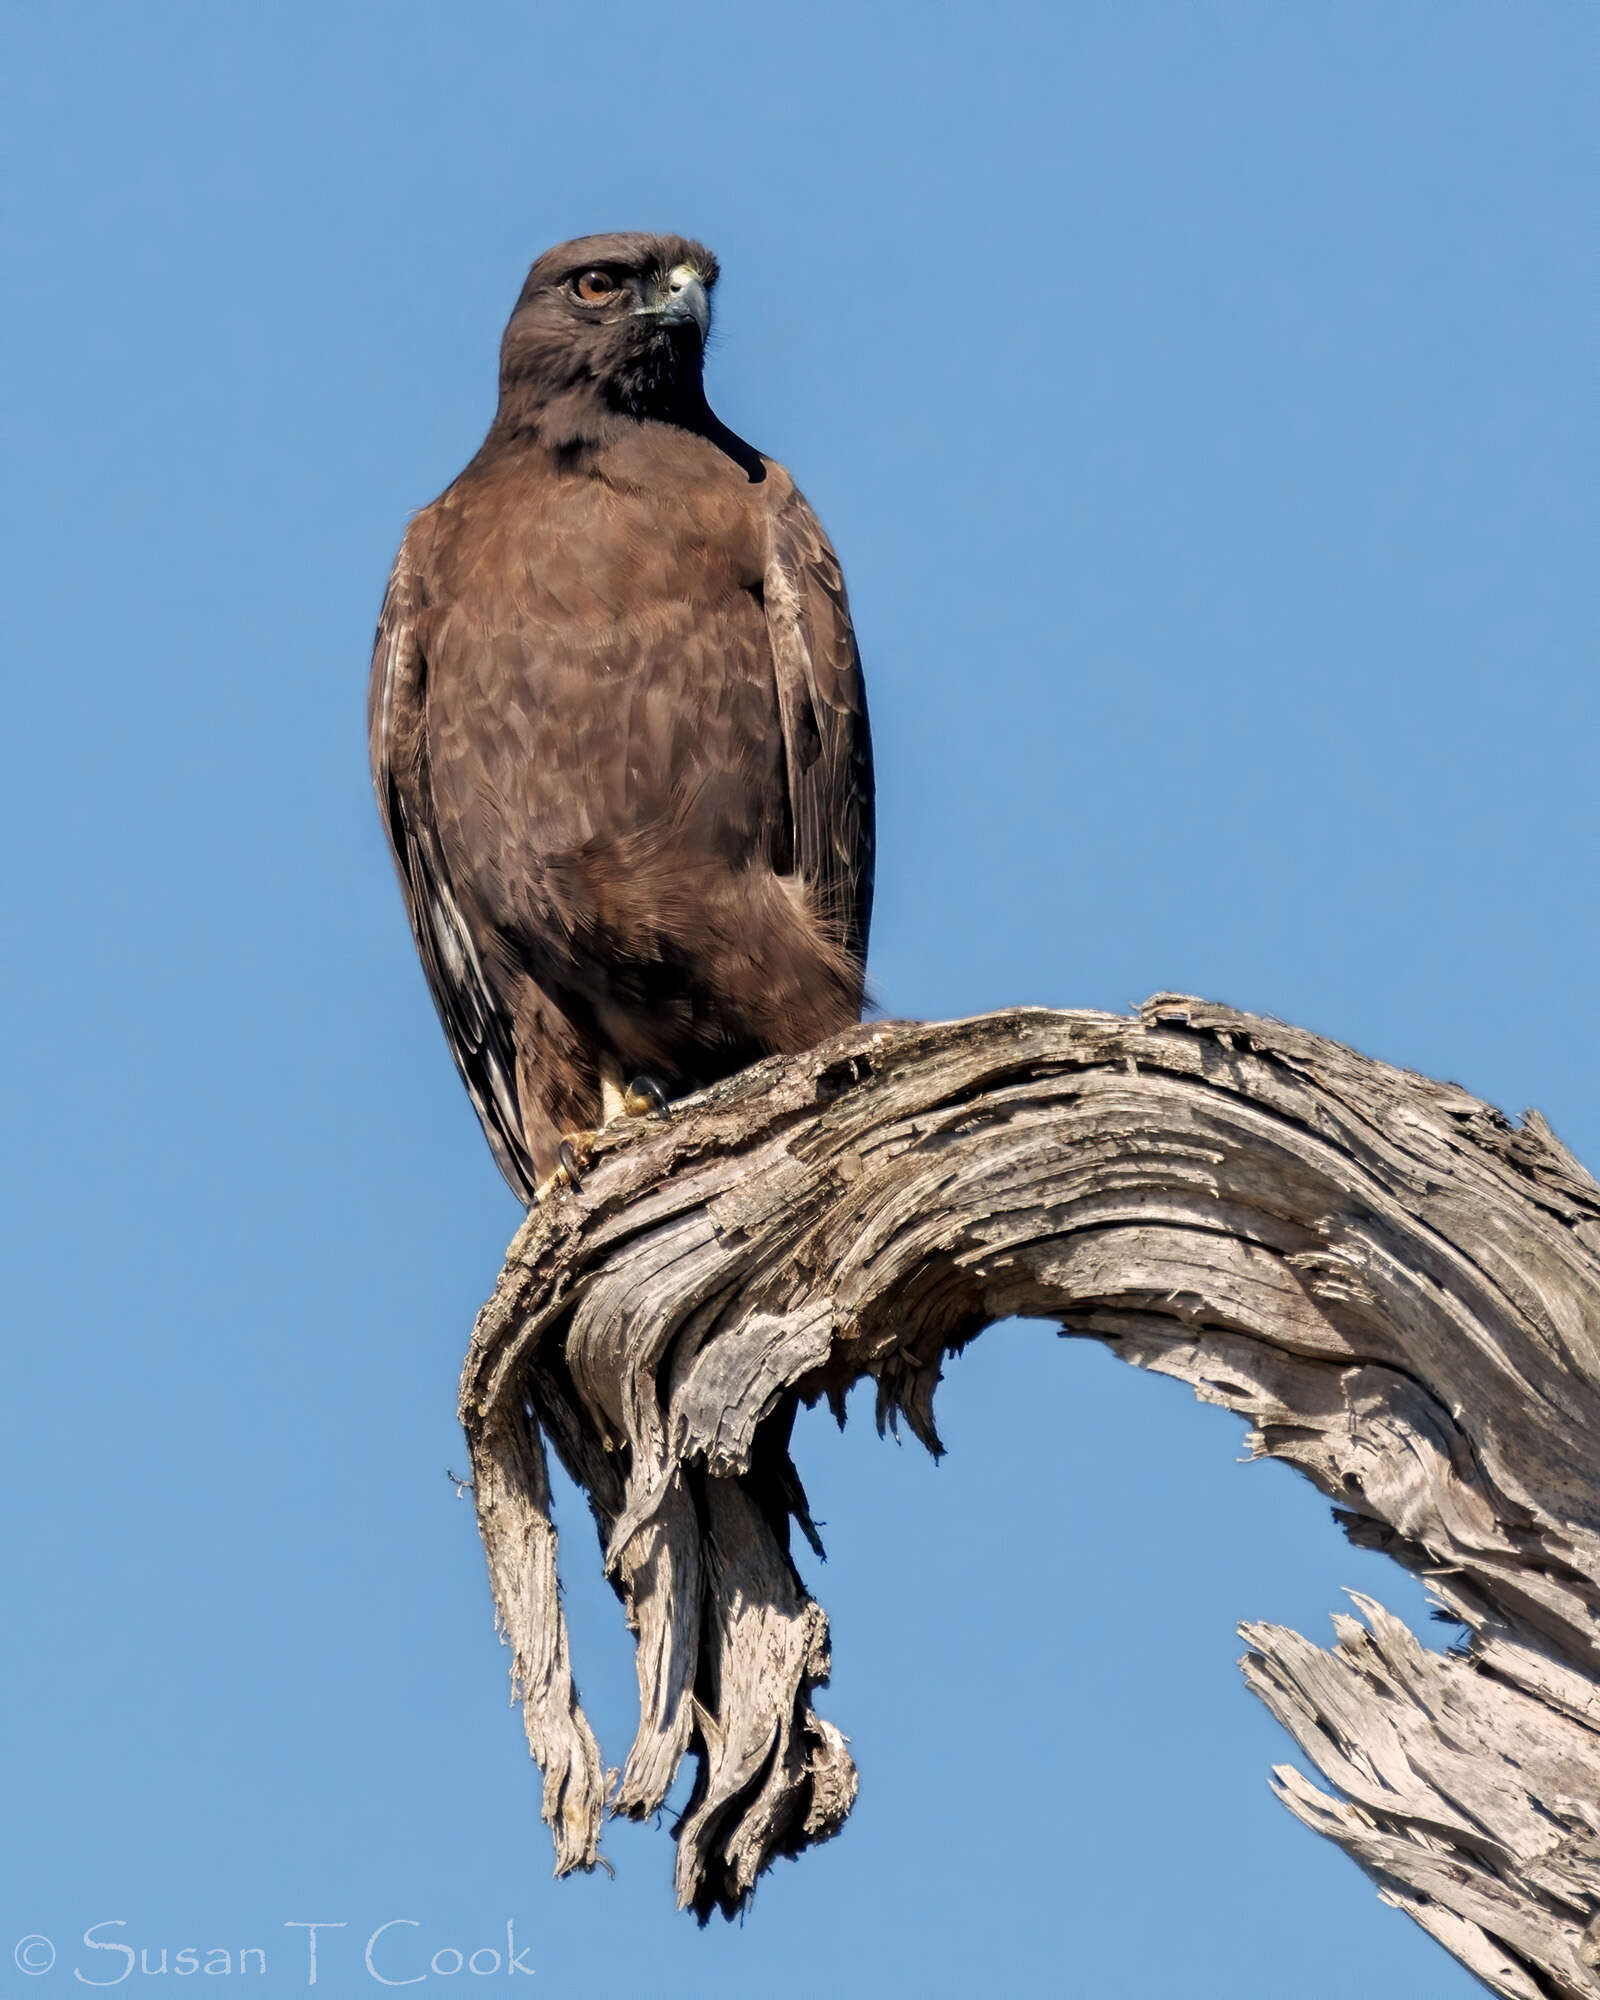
[
  {"left": 535, "top": 1133, "right": 594, "bottom": 1201},
  {"left": 623, "top": 1074, "right": 671, "bottom": 1118}
]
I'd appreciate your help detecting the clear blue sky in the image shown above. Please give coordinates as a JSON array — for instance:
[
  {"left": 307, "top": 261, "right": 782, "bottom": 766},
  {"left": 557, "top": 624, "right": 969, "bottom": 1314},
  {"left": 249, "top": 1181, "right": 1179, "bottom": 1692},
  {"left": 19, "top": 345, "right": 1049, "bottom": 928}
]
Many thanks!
[{"left": 3, "top": 3, "right": 1593, "bottom": 1993}]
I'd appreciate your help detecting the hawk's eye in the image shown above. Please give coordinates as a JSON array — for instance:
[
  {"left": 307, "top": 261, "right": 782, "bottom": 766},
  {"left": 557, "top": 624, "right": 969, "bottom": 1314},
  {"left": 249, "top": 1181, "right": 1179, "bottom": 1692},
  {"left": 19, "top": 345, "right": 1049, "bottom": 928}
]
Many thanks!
[{"left": 573, "top": 269, "right": 621, "bottom": 304}]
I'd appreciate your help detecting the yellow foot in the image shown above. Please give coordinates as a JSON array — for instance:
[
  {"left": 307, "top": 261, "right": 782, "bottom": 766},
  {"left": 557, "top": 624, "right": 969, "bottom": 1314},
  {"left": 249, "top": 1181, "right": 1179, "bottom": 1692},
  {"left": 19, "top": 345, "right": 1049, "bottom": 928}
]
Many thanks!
[
  {"left": 535, "top": 1132, "right": 594, "bottom": 1201},
  {"left": 622, "top": 1074, "right": 671, "bottom": 1118},
  {"left": 598, "top": 1054, "right": 671, "bottom": 1128}
]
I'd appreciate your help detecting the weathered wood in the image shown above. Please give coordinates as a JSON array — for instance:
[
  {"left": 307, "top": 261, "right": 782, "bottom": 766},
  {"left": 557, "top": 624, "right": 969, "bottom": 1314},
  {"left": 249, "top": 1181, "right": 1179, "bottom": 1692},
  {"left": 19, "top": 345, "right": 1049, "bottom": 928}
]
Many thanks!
[{"left": 461, "top": 995, "right": 1600, "bottom": 1990}]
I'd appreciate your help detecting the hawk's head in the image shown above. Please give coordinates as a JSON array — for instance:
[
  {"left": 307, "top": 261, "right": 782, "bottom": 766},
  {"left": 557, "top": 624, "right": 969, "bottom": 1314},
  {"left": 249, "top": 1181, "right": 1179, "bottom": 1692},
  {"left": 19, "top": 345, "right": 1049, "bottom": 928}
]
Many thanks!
[{"left": 496, "top": 231, "right": 720, "bottom": 440}]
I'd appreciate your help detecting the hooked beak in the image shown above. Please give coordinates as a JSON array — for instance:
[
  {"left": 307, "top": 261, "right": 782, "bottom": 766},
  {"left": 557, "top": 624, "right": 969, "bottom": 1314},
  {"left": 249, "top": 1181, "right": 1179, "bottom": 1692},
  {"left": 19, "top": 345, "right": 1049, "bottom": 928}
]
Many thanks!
[{"left": 636, "top": 263, "right": 710, "bottom": 340}]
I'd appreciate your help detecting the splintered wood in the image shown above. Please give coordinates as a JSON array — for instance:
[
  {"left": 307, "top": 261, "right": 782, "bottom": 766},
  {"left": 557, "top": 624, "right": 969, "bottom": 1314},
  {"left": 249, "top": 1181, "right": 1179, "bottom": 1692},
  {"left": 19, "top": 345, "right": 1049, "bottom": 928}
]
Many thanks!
[{"left": 461, "top": 996, "right": 1600, "bottom": 1992}]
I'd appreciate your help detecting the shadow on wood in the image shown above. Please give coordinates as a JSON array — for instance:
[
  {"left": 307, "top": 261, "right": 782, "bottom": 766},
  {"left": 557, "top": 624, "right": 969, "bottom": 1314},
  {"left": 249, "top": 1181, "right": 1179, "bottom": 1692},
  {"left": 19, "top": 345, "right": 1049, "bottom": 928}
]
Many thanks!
[{"left": 461, "top": 994, "right": 1600, "bottom": 1995}]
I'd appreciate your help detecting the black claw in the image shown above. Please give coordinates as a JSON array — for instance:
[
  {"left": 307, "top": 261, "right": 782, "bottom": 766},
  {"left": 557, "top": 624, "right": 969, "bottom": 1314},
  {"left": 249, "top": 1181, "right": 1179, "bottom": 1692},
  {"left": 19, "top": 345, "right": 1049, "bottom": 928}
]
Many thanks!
[
  {"left": 625, "top": 1074, "right": 671, "bottom": 1117},
  {"left": 557, "top": 1139, "right": 585, "bottom": 1192}
]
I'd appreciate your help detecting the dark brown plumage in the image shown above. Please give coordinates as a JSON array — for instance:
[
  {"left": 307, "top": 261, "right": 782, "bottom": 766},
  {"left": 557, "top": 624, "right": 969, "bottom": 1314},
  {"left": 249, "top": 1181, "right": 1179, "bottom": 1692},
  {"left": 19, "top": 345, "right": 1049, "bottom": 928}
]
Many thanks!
[{"left": 370, "top": 232, "right": 874, "bottom": 1200}]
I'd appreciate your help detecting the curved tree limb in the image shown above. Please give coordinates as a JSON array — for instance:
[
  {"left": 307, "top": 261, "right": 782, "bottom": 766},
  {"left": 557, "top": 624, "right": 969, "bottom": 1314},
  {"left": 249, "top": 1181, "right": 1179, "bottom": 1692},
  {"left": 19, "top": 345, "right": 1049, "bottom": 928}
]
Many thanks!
[{"left": 461, "top": 996, "right": 1600, "bottom": 1994}]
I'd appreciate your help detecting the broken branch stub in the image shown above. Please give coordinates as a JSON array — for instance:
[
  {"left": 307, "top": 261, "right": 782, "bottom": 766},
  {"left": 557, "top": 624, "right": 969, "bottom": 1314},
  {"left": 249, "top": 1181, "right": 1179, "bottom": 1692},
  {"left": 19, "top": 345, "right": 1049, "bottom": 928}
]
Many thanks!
[{"left": 461, "top": 995, "right": 1600, "bottom": 1993}]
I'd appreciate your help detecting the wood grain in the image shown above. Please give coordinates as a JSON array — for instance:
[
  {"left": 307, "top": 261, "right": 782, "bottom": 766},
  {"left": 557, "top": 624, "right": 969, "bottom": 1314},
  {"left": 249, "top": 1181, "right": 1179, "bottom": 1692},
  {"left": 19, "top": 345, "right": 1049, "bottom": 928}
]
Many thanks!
[{"left": 461, "top": 996, "right": 1600, "bottom": 1990}]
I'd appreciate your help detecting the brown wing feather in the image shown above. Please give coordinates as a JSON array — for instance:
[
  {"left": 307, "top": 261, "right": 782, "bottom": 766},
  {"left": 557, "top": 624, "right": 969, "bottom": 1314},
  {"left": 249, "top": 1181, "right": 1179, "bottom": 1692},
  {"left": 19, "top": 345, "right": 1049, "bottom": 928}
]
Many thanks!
[
  {"left": 764, "top": 483, "right": 875, "bottom": 967},
  {"left": 367, "top": 535, "right": 538, "bottom": 1201}
]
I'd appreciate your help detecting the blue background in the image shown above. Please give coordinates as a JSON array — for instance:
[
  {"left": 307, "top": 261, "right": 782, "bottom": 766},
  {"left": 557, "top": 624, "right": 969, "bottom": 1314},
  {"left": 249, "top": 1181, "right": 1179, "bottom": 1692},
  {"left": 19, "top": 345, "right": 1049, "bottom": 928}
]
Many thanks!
[{"left": 3, "top": 3, "right": 1593, "bottom": 1992}]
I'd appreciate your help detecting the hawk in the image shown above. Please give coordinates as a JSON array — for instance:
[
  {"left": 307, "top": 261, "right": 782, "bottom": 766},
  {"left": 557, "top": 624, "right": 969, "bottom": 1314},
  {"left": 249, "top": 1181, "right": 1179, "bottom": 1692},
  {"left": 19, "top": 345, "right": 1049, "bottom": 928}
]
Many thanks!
[{"left": 369, "top": 232, "right": 875, "bottom": 1200}]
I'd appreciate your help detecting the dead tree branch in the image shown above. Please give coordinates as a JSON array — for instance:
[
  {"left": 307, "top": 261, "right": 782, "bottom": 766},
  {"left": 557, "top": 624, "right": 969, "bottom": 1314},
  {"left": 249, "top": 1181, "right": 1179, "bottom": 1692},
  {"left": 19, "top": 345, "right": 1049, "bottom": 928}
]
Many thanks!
[{"left": 461, "top": 995, "right": 1600, "bottom": 1994}]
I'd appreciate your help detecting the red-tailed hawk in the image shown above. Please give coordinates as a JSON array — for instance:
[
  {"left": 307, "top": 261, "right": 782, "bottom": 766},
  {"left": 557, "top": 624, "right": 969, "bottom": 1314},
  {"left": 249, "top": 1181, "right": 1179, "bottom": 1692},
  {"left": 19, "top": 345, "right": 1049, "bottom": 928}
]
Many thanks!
[{"left": 369, "top": 232, "right": 874, "bottom": 1200}]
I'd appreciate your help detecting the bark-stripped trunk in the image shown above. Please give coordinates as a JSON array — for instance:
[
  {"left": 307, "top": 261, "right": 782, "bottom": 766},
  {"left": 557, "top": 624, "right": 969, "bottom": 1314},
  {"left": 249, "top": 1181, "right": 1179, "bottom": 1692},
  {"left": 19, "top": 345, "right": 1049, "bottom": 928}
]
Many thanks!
[{"left": 461, "top": 996, "right": 1600, "bottom": 1996}]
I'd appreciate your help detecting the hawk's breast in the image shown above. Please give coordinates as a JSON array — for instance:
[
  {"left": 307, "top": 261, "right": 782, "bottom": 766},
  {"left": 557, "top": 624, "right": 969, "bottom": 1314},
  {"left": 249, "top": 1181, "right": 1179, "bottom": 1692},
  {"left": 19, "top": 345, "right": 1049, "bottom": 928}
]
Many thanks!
[{"left": 417, "top": 437, "right": 790, "bottom": 933}]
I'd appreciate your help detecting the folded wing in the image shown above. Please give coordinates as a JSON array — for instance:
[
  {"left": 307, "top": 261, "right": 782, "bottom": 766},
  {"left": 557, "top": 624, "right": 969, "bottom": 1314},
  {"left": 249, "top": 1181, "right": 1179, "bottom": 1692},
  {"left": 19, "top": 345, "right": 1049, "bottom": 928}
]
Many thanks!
[
  {"left": 764, "top": 483, "right": 875, "bottom": 969},
  {"left": 368, "top": 540, "right": 538, "bottom": 1202}
]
